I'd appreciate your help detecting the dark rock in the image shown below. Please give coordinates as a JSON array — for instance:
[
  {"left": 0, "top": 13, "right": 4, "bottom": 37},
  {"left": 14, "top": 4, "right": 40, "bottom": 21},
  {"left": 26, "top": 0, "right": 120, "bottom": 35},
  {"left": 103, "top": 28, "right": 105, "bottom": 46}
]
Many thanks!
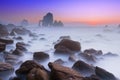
[
  {"left": 69, "top": 54, "right": 77, "bottom": 62},
  {"left": 27, "top": 68, "right": 49, "bottom": 80},
  {"left": 10, "top": 28, "right": 31, "bottom": 35},
  {"left": 79, "top": 53, "right": 97, "bottom": 62},
  {"left": 0, "top": 42, "right": 6, "bottom": 52},
  {"left": 9, "top": 77, "right": 21, "bottom": 80},
  {"left": 0, "top": 24, "right": 9, "bottom": 37},
  {"left": 16, "top": 60, "right": 49, "bottom": 80},
  {"left": 42, "top": 12, "right": 53, "bottom": 26},
  {"left": 13, "top": 36, "right": 23, "bottom": 40},
  {"left": 0, "top": 62, "right": 14, "bottom": 71},
  {"left": 72, "top": 60, "right": 95, "bottom": 77},
  {"left": 54, "top": 59, "right": 65, "bottom": 65},
  {"left": 33, "top": 52, "right": 49, "bottom": 61},
  {"left": 95, "top": 66, "right": 117, "bottom": 80},
  {"left": 59, "top": 36, "right": 71, "bottom": 40},
  {"left": 55, "top": 45, "right": 73, "bottom": 54},
  {"left": 0, "top": 37, "right": 14, "bottom": 44},
  {"left": 54, "top": 39, "right": 81, "bottom": 53},
  {"left": 84, "top": 75, "right": 100, "bottom": 80},
  {"left": 48, "top": 62, "right": 84, "bottom": 80},
  {"left": 83, "top": 49, "right": 103, "bottom": 56},
  {"left": 16, "top": 42, "right": 27, "bottom": 51},
  {"left": 12, "top": 49, "right": 23, "bottom": 56}
]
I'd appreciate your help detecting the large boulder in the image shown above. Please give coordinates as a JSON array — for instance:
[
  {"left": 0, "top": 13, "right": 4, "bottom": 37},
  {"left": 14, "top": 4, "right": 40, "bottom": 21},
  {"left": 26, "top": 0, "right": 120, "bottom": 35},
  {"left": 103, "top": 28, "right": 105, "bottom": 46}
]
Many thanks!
[
  {"left": 72, "top": 60, "right": 95, "bottom": 77},
  {"left": 0, "top": 24, "right": 9, "bottom": 37},
  {"left": 95, "top": 67, "right": 117, "bottom": 80},
  {"left": 0, "top": 42, "right": 6, "bottom": 52},
  {"left": 10, "top": 28, "right": 31, "bottom": 35},
  {"left": 0, "top": 37, "right": 14, "bottom": 44},
  {"left": 33, "top": 52, "right": 49, "bottom": 61},
  {"left": 54, "top": 39, "right": 81, "bottom": 54},
  {"left": 16, "top": 60, "right": 49, "bottom": 80},
  {"left": 48, "top": 62, "right": 84, "bottom": 80}
]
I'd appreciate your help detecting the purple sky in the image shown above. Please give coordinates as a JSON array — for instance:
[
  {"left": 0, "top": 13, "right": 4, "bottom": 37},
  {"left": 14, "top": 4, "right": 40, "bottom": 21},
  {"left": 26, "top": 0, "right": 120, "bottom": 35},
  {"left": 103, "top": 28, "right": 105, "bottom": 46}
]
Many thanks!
[{"left": 0, "top": 0, "right": 120, "bottom": 25}]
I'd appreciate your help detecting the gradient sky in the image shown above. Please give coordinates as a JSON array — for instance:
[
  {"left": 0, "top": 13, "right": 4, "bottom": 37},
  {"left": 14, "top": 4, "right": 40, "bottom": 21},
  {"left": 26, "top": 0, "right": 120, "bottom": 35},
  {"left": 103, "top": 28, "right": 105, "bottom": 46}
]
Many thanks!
[{"left": 0, "top": 0, "right": 120, "bottom": 25}]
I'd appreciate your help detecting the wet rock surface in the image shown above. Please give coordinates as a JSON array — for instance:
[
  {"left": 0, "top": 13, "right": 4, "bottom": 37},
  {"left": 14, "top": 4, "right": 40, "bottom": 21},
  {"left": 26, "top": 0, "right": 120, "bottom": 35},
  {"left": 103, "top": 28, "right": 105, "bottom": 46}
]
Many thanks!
[
  {"left": 33, "top": 52, "right": 49, "bottom": 61},
  {"left": 54, "top": 39, "right": 81, "bottom": 54},
  {"left": 0, "top": 37, "right": 14, "bottom": 44},
  {"left": 0, "top": 42, "right": 6, "bottom": 52}
]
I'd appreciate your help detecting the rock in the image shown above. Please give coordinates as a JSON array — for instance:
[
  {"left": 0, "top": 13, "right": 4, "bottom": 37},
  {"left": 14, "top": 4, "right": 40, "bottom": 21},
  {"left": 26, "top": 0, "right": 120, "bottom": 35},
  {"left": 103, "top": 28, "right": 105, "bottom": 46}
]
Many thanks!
[
  {"left": 103, "top": 52, "right": 118, "bottom": 57},
  {"left": 72, "top": 60, "right": 95, "bottom": 77},
  {"left": 10, "top": 28, "right": 31, "bottom": 35},
  {"left": 27, "top": 68, "right": 49, "bottom": 80},
  {"left": 55, "top": 45, "right": 73, "bottom": 54},
  {"left": 84, "top": 75, "right": 100, "bottom": 80},
  {"left": 33, "top": 52, "right": 49, "bottom": 61},
  {"left": 53, "top": 20, "right": 64, "bottom": 27},
  {"left": 79, "top": 53, "right": 97, "bottom": 62},
  {"left": 16, "top": 60, "right": 49, "bottom": 80},
  {"left": 59, "top": 36, "right": 71, "bottom": 40},
  {"left": 69, "top": 54, "right": 77, "bottom": 62},
  {"left": 95, "top": 66, "right": 117, "bottom": 80},
  {"left": 54, "top": 59, "right": 65, "bottom": 65},
  {"left": 54, "top": 39, "right": 81, "bottom": 53},
  {"left": 13, "top": 36, "right": 23, "bottom": 40},
  {"left": 0, "top": 62, "right": 14, "bottom": 71},
  {"left": 0, "top": 37, "right": 14, "bottom": 44},
  {"left": 48, "top": 62, "right": 84, "bottom": 80},
  {"left": 21, "top": 19, "right": 29, "bottom": 26},
  {"left": 12, "top": 49, "right": 23, "bottom": 56},
  {"left": 9, "top": 77, "right": 21, "bottom": 80},
  {"left": 5, "top": 24, "right": 17, "bottom": 32},
  {"left": 16, "top": 42, "right": 27, "bottom": 51},
  {"left": 42, "top": 12, "right": 53, "bottom": 26},
  {"left": 0, "top": 24, "right": 9, "bottom": 37},
  {"left": 83, "top": 49, "right": 103, "bottom": 56},
  {"left": 0, "top": 42, "right": 6, "bottom": 52}
]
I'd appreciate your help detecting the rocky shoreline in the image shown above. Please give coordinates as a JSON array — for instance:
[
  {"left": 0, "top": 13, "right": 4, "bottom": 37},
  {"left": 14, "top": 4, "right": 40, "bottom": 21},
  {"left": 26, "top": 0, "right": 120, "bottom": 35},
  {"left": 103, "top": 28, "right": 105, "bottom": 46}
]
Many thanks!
[{"left": 0, "top": 24, "right": 119, "bottom": 80}]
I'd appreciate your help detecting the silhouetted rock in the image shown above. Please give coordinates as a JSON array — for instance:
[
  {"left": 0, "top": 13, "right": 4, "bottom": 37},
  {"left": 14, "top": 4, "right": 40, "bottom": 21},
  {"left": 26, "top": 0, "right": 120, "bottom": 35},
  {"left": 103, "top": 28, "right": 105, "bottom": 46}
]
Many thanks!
[
  {"left": 0, "top": 24, "right": 9, "bottom": 37},
  {"left": 0, "top": 42, "right": 6, "bottom": 52},
  {"left": 42, "top": 12, "right": 53, "bottom": 26},
  {"left": 33, "top": 52, "right": 49, "bottom": 61},
  {"left": 53, "top": 20, "right": 64, "bottom": 27},
  {"left": 54, "top": 39, "right": 81, "bottom": 54},
  {"left": 10, "top": 28, "right": 31, "bottom": 35},
  {"left": 72, "top": 60, "right": 95, "bottom": 77},
  {"left": 48, "top": 62, "right": 84, "bottom": 80},
  {"left": 0, "top": 37, "right": 14, "bottom": 44},
  {"left": 95, "top": 66, "right": 117, "bottom": 80},
  {"left": 21, "top": 19, "right": 29, "bottom": 26}
]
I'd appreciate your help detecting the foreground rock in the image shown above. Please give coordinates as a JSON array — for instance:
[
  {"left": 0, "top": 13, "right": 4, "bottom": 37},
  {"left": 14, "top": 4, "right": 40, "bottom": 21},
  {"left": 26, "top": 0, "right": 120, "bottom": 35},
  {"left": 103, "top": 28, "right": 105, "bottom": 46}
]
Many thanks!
[
  {"left": 0, "top": 37, "right": 14, "bottom": 44},
  {"left": 95, "top": 67, "right": 118, "bottom": 80},
  {"left": 72, "top": 60, "right": 95, "bottom": 77},
  {"left": 16, "top": 60, "right": 49, "bottom": 80},
  {"left": 48, "top": 62, "right": 84, "bottom": 80},
  {"left": 0, "top": 42, "right": 6, "bottom": 52},
  {"left": 54, "top": 39, "right": 81, "bottom": 54},
  {"left": 33, "top": 52, "right": 49, "bottom": 61},
  {"left": 0, "top": 24, "right": 9, "bottom": 37}
]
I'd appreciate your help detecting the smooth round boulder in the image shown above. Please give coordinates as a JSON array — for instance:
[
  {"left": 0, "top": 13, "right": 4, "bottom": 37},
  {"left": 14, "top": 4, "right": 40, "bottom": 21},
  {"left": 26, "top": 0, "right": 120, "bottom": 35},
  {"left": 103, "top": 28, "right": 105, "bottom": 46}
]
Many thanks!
[
  {"left": 33, "top": 52, "right": 49, "bottom": 61},
  {"left": 54, "top": 39, "right": 81, "bottom": 53}
]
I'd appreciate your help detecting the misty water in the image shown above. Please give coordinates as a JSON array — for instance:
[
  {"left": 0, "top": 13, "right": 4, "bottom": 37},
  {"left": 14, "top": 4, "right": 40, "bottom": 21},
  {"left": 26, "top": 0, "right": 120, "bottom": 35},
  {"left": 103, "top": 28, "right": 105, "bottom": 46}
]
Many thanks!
[{"left": 1, "top": 25, "right": 120, "bottom": 79}]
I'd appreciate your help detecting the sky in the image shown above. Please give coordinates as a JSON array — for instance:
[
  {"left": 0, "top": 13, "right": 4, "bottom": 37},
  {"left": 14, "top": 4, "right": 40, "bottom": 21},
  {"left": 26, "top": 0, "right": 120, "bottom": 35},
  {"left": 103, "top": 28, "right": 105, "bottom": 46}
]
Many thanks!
[{"left": 0, "top": 0, "right": 120, "bottom": 25}]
